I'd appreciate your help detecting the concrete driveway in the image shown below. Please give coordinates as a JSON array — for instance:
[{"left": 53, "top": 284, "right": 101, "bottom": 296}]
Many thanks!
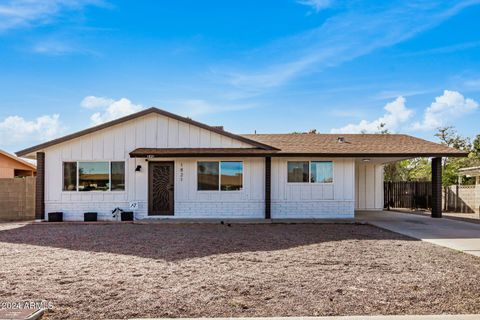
[{"left": 357, "top": 210, "right": 480, "bottom": 257}]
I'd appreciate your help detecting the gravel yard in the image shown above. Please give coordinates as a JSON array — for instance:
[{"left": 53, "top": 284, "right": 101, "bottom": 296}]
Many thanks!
[{"left": 0, "top": 222, "right": 479, "bottom": 319}]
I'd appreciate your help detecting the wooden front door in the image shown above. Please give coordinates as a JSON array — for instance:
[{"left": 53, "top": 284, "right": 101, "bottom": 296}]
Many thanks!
[{"left": 148, "top": 161, "right": 174, "bottom": 215}]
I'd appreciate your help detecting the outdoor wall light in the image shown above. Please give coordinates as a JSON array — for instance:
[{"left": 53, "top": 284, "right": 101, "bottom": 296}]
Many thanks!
[{"left": 135, "top": 165, "right": 142, "bottom": 172}]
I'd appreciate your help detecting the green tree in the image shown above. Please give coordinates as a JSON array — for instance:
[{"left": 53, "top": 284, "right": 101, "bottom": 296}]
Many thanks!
[
  {"left": 473, "top": 134, "right": 480, "bottom": 157},
  {"left": 434, "top": 126, "right": 475, "bottom": 186}
]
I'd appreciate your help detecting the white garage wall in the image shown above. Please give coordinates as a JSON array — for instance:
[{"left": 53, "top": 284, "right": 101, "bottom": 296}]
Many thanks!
[
  {"left": 271, "top": 158, "right": 355, "bottom": 219},
  {"left": 355, "top": 162, "right": 384, "bottom": 210}
]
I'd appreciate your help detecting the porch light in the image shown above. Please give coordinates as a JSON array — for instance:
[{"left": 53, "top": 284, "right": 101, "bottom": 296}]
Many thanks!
[
  {"left": 135, "top": 165, "right": 142, "bottom": 172},
  {"left": 362, "top": 159, "right": 370, "bottom": 162}
]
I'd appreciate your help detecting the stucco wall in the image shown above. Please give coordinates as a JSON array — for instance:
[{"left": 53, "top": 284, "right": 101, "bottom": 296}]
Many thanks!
[{"left": 0, "top": 177, "right": 35, "bottom": 221}]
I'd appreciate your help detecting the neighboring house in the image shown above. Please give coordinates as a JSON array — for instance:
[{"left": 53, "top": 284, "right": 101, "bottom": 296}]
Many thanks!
[
  {"left": 16, "top": 108, "right": 466, "bottom": 221},
  {"left": 0, "top": 149, "right": 36, "bottom": 178}
]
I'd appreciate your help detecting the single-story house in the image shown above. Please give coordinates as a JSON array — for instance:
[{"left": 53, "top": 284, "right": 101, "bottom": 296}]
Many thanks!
[
  {"left": 0, "top": 149, "right": 36, "bottom": 178},
  {"left": 16, "top": 107, "right": 467, "bottom": 221}
]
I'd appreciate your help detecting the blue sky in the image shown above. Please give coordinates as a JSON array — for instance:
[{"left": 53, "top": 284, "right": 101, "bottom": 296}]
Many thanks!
[{"left": 1, "top": 0, "right": 480, "bottom": 153}]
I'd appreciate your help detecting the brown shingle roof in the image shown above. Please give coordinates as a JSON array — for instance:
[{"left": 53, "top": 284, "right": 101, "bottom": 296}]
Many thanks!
[{"left": 241, "top": 133, "right": 467, "bottom": 157}]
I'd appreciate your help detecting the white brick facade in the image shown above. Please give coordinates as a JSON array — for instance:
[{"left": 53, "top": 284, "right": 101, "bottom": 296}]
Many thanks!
[{"left": 272, "top": 200, "right": 355, "bottom": 219}]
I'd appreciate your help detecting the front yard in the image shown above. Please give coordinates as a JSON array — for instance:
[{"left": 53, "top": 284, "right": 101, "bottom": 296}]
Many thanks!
[{"left": 0, "top": 222, "right": 479, "bottom": 319}]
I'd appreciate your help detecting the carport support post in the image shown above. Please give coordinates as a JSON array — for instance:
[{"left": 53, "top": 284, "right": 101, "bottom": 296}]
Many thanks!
[
  {"left": 431, "top": 157, "right": 442, "bottom": 218},
  {"left": 35, "top": 152, "right": 45, "bottom": 221},
  {"left": 265, "top": 156, "right": 271, "bottom": 219}
]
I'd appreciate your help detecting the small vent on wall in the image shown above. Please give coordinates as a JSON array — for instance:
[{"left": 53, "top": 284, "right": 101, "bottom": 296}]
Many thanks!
[{"left": 212, "top": 126, "right": 224, "bottom": 131}]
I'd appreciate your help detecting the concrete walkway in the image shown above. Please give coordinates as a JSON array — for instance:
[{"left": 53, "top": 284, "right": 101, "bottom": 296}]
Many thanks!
[
  {"left": 133, "top": 315, "right": 480, "bottom": 320},
  {"left": 357, "top": 210, "right": 480, "bottom": 257}
]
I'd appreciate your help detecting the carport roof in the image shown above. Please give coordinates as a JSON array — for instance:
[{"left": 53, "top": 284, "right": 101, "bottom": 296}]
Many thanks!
[
  {"left": 129, "top": 134, "right": 467, "bottom": 158},
  {"left": 241, "top": 133, "right": 468, "bottom": 157}
]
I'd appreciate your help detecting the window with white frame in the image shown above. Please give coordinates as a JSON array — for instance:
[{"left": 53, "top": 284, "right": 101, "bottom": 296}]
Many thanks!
[
  {"left": 197, "top": 161, "right": 243, "bottom": 191},
  {"left": 63, "top": 161, "right": 125, "bottom": 191},
  {"left": 287, "top": 161, "right": 333, "bottom": 183}
]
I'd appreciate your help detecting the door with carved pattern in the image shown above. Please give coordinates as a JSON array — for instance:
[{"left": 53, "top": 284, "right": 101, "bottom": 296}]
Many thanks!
[{"left": 148, "top": 162, "right": 174, "bottom": 215}]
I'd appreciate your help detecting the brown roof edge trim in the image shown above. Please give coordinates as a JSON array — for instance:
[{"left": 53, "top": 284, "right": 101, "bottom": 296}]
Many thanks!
[
  {"left": 16, "top": 107, "right": 278, "bottom": 157},
  {"left": 271, "top": 152, "right": 468, "bottom": 158},
  {"left": 129, "top": 152, "right": 469, "bottom": 158}
]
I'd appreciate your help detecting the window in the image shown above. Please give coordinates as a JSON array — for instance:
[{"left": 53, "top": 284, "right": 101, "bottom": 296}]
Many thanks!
[
  {"left": 198, "top": 162, "right": 219, "bottom": 190},
  {"left": 310, "top": 161, "right": 333, "bottom": 183},
  {"left": 287, "top": 161, "right": 333, "bottom": 183},
  {"left": 197, "top": 161, "right": 243, "bottom": 191},
  {"left": 111, "top": 162, "right": 126, "bottom": 191},
  {"left": 79, "top": 162, "right": 110, "bottom": 191},
  {"left": 63, "top": 161, "right": 125, "bottom": 192},
  {"left": 221, "top": 161, "right": 243, "bottom": 191},
  {"left": 63, "top": 162, "right": 77, "bottom": 191},
  {"left": 287, "top": 161, "right": 309, "bottom": 182}
]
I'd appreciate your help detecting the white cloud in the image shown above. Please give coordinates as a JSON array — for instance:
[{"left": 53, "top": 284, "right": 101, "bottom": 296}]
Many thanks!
[
  {"left": 81, "top": 96, "right": 115, "bottom": 109},
  {"left": 0, "top": 0, "right": 105, "bottom": 32},
  {"left": 297, "top": 0, "right": 332, "bottom": 12},
  {"left": 86, "top": 97, "right": 144, "bottom": 125},
  {"left": 0, "top": 114, "right": 62, "bottom": 146},
  {"left": 412, "top": 90, "right": 479, "bottom": 130},
  {"left": 330, "top": 96, "right": 413, "bottom": 133}
]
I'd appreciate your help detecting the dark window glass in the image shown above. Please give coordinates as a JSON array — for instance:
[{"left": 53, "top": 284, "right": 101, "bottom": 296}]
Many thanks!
[
  {"left": 287, "top": 161, "right": 309, "bottom": 182},
  {"left": 78, "top": 162, "right": 110, "bottom": 191},
  {"left": 111, "top": 162, "right": 125, "bottom": 191},
  {"left": 63, "top": 162, "right": 77, "bottom": 191},
  {"left": 220, "top": 161, "right": 243, "bottom": 191},
  {"left": 310, "top": 161, "right": 333, "bottom": 183},
  {"left": 198, "top": 162, "right": 219, "bottom": 190}
]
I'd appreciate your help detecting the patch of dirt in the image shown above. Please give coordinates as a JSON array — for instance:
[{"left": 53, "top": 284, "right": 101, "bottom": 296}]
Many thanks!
[{"left": 0, "top": 223, "right": 479, "bottom": 319}]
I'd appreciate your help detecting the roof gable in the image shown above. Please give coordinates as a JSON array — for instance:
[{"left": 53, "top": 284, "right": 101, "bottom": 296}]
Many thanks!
[
  {"left": 16, "top": 108, "right": 277, "bottom": 157},
  {"left": 0, "top": 149, "right": 36, "bottom": 170}
]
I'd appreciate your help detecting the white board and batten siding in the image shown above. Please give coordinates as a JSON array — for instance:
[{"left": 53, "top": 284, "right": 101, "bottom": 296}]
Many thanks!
[
  {"left": 355, "top": 162, "right": 384, "bottom": 210},
  {"left": 43, "top": 113, "right": 255, "bottom": 221},
  {"left": 41, "top": 112, "right": 365, "bottom": 220},
  {"left": 271, "top": 158, "right": 355, "bottom": 219}
]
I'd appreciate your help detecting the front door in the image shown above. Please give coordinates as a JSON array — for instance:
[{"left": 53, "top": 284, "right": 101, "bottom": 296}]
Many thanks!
[{"left": 148, "top": 161, "right": 174, "bottom": 215}]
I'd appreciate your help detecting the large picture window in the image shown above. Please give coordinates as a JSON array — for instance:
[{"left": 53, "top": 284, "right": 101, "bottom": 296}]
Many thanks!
[
  {"left": 197, "top": 161, "right": 243, "bottom": 191},
  {"left": 287, "top": 161, "right": 333, "bottom": 183},
  {"left": 79, "top": 162, "right": 109, "bottom": 191},
  {"left": 63, "top": 161, "right": 125, "bottom": 192}
]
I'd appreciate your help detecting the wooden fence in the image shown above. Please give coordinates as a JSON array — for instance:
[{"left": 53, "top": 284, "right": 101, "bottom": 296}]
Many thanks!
[
  {"left": 384, "top": 181, "right": 432, "bottom": 210},
  {"left": 0, "top": 177, "right": 36, "bottom": 221},
  {"left": 384, "top": 181, "right": 479, "bottom": 213}
]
